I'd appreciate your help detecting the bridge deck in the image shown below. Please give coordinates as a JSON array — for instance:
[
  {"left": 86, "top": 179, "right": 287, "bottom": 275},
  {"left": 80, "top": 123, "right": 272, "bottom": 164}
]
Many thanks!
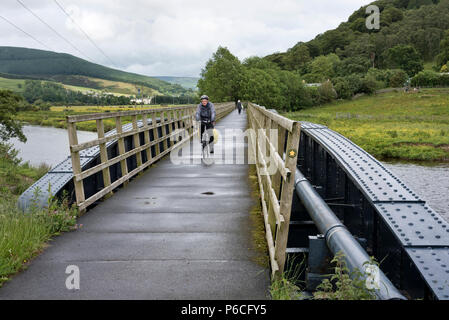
[{"left": 0, "top": 109, "right": 270, "bottom": 299}]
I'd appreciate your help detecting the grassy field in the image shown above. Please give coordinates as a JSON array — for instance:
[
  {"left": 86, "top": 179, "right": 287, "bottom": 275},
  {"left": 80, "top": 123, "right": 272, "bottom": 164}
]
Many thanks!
[
  {"left": 283, "top": 88, "right": 449, "bottom": 162},
  {"left": 0, "top": 77, "right": 25, "bottom": 93},
  {"left": 0, "top": 143, "right": 78, "bottom": 286}
]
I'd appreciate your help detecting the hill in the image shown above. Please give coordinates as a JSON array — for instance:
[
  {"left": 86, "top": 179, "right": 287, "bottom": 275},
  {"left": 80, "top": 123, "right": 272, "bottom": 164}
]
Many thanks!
[
  {"left": 154, "top": 76, "right": 199, "bottom": 90},
  {"left": 0, "top": 46, "right": 188, "bottom": 96},
  {"left": 264, "top": 0, "right": 449, "bottom": 75}
]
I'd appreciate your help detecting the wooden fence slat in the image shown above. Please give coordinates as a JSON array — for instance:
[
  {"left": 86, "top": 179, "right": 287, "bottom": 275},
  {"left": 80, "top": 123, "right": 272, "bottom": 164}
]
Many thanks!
[
  {"left": 115, "top": 116, "right": 129, "bottom": 186},
  {"left": 132, "top": 115, "right": 143, "bottom": 168},
  {"left": 67, "top": 122, "right": 85, "bottom": 211},
  {"left": 96, "top": 119, "right": 112, "bottom": 197},
  {"left": 274, "top": 122, "right": 301, "bottom": 275},
  {"left": 142, "top": 114, "right": 151, "bottom": 162}
]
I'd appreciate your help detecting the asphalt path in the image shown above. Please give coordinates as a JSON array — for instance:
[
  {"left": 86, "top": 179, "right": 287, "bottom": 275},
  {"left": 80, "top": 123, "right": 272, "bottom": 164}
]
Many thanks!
[{"left": 0, "top": 109, "right": 270, "bottom": 299}]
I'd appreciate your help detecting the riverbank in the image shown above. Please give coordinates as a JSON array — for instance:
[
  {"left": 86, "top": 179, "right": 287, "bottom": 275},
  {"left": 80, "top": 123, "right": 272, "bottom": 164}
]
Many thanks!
[
  {"left": 0, "top": 143, "right": 78, "bottom": 287},
  {"left": 283, "top": 88, "right": 449, "bottom": 162}
]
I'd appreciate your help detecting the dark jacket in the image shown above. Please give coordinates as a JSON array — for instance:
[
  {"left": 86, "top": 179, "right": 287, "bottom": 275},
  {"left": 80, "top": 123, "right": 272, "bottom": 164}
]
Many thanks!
[
  {"left": 195, "top": 102, "right": 216, "bottom": 122},
  {"left": 237, "top": 101, "right": 242, "bottom": 110}
]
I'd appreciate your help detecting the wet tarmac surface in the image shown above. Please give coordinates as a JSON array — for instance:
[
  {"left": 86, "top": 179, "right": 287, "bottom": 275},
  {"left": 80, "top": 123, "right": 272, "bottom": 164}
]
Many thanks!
[{"left": 0, "top": 110, "right": 270, "bottom": 300}]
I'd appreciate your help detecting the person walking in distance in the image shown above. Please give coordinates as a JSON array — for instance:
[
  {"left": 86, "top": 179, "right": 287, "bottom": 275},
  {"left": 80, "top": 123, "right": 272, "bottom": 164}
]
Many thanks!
[
  {"left": 195, "top": 95, "right": 216, "bottom": 153},
  {"left": 237, "top": 100, "right": 242, "bottom": 115}
]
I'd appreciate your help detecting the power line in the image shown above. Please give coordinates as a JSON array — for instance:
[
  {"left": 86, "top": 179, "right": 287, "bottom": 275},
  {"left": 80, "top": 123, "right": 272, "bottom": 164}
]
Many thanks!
[
  {"left": 0, "top": 14, "right": 53, "bottom": 51},
  {"left": 53, "top": 0, "right": 117, "bottom": 67},
  {"left": 15, "top": 0, "right": 93, "bottom": 61}
]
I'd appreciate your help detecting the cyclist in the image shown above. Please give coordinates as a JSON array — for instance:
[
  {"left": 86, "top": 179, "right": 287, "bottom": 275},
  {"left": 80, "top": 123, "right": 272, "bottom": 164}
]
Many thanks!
[{"left": 195, "top": 95, "right": 216, "bottom": 153}]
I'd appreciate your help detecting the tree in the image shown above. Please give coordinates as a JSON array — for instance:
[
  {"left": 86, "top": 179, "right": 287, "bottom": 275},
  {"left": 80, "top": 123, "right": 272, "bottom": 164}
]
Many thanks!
[
  {"left": 333, "top": 77, "right": 354, "bottom": 99},
  {"left": 241, "top": 68, "right": 281, "bottom": 109},
  {"left": 318, "top": 80, "right": 338, "bottom": 103},
  {"left": 385, "top": 45, "right": 423, "bottom": 76},
  {"left": 197, "top": 47, "right": 245, "bottom": 102},
  {"left": 283, "top": 43, "right": 311, "bottom": 71},
  {"left": 388, "top": 69, "right": 408, "bottom": 87},
  {"left": 0, "top": 90, "right": 26, "bottom": 142},
  {"left": 407, "top": 0, "right": 434, "bottom": 9},
  {"left": 306, "top": 54, "right": 341, "bottom": 81},
  {"left": 437, "top": 31, "right": 449, "bottom": 68},
  {"left": 243, "top": 56, "right": 279, "bottom": 70},
  {"left": 381, "top": 7, "right": 404, "bottom": 26}
]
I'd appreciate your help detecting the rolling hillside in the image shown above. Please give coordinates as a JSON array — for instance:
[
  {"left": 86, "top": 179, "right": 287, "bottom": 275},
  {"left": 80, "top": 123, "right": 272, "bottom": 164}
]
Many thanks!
[
  {"left": 263, "top": 0, "right": 449, "bottom": 73},
  {"left": 154, "top": 76, "right": 199, "bottom": 90},
  {"left": 0, "top": 46, "right": 188, "bottom": 96}
]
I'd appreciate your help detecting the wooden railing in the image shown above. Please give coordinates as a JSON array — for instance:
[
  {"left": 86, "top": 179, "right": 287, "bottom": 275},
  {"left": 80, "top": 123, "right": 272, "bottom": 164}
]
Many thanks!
[
  {"left": 67, "top": 103, "right": 234, "bottom": 212},
  {"left": 247, "top": 102, "right": 301, "bottom": 277}
]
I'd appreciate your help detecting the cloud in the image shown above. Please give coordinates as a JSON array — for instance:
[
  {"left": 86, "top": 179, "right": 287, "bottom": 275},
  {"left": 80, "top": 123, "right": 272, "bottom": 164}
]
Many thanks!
[{"left": 0, "top": 0, "right": 373, "bottom": 77}]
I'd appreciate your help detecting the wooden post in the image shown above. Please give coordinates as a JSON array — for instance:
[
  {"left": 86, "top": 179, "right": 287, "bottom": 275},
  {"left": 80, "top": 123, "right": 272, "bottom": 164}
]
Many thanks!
[
  {"left": 96, "top": 119, "right": 112, "bottom": 198},
  {"left": 115, "top": 116, "right": 129, "bottom": 185},
  {"left": 132, "top": 115, "right": 143, "bottom": 169},
  {"left": 67, "top": 122, "right": 85, "bottom": 212},
  {"left": 152, "top": 112, "right": 160, "bottom": 157},
  {"left": 166, "top": 110, "right": 173, "bottom": 150},
  {"left": 142, "top": 113, "right": 151, "bottom": 162},
  {"left": 274, "top": 122, "right": 301, "bottom": 276},
  {"left": 173, "top": 110, "right": 180, "bottom": 143},
  {"left": 161, "top": 111, "right": 168, "bottom": 151}
]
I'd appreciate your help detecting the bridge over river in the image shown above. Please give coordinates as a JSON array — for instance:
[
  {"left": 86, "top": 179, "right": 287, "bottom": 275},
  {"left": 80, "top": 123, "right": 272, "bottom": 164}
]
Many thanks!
[{"left": 1, "top": 103, "right": 448, "bottom": 300}]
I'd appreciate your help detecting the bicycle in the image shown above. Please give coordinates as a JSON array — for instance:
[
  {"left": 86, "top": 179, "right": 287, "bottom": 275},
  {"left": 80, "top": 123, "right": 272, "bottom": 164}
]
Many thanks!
[{"left": 200, "top": 119, "right": 214, "bottom": 164}]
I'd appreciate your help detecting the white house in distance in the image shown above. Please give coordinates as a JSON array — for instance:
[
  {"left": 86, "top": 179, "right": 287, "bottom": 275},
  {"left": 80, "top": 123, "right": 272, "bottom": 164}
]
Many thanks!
[{"left": 131, "top": 97, "right": 153, "bottom": 104}]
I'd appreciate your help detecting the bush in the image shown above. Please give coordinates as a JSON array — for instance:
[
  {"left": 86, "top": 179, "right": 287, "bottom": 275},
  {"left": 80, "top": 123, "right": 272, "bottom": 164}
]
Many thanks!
[
  {"left": 345, "top": 74, "right": 364, "bottom": 95},
  {"left": 411, "top": 70, "right": 447, "bottom": 86},
  {"left": 318, "top": 80, "right": 337, "bottom": 103},
  {"left": 333, "top": 77, "right": 354, "bottom": 99},
  {"left": 388, "top": 69, "right": 408, "bottom": 87},
  {"left": 304, "top": 86, "right": 321, "bottom": 106},
  {"left": 360, "top": 76, "right": 379, "bottom": 94}
]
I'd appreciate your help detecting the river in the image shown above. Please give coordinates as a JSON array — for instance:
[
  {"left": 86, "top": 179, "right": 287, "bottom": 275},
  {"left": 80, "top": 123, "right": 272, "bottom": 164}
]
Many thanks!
[
  {"left": 9, "top": 125, "right": 449, "bottom": 222},
  {"left": 9, "top": 125, "right": 97, "bottom": 168}
]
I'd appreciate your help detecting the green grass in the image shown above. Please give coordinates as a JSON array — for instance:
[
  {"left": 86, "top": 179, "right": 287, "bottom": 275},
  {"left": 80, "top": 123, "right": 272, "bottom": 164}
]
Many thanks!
[
  {"left": 0, "top": 77, "right": 25, "bottom": 93},
  {"left": 0, "top": 143, "right": 78, "bottom": 287},
  {"left": 283, "top": 88, "right": 449, "bottom": 162}
]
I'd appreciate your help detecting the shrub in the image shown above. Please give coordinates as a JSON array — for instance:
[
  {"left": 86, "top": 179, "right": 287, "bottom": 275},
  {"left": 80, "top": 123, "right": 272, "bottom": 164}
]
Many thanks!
[
  {"left": 333, "top": 78, "right": 353, "bottom": 99},
  {"left": 313, "top": 252, "right": 377, "bottom": 300},
  {"left": 388, "top": 69, "right": 408, "bottom": 87},
  {"left": 360, "top": 76, "right": 379, "bottom": 94},
  {"left": 318, "top": 81, "right": 337, "bottom": 103},
  {"left": 411, "top": 70, "right": 443, "bottom": 86}
]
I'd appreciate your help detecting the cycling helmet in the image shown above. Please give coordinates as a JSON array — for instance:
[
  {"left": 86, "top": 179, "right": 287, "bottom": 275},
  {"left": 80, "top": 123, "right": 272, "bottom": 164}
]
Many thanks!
[{"left": 200, "top": 95, "right": 209, "bottom": 100}]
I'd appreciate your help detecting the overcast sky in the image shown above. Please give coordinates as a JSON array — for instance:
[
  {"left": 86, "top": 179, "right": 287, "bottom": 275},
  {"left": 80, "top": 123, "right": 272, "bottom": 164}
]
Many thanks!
[{"left": 1, "top": 0, "right": 373, "bottom": 77}]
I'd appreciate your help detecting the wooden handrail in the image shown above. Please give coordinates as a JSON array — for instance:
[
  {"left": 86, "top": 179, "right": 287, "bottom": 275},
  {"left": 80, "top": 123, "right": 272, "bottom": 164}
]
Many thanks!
[
  {"left": 67, "top": 103, "right": 235, "bottom": 212},
  {"left": 247, "top": 102, "right": 301, "bottom": 278}
]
